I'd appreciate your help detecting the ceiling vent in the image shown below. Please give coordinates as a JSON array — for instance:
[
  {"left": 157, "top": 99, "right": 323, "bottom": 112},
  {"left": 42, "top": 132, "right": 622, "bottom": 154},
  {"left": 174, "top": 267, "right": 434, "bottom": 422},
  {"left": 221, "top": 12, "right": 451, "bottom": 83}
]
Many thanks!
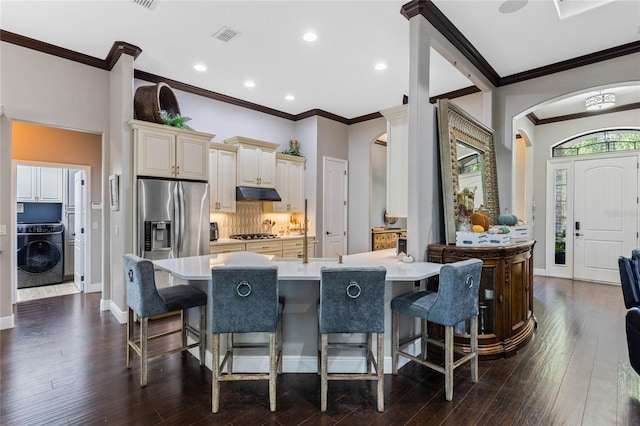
[
  {"left": 213, "top": 26, "right": 240, "bottom": 43},
  {"left": 133, "top": 0, "right": 155, "bottom": 9}
]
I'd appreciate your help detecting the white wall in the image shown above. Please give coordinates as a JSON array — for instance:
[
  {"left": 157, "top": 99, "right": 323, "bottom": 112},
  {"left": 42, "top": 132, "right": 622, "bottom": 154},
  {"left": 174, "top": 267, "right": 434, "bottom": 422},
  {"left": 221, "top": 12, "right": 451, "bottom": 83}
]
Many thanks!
[{"left": 0, "top": 42, "right": 110, "bottom": 327}]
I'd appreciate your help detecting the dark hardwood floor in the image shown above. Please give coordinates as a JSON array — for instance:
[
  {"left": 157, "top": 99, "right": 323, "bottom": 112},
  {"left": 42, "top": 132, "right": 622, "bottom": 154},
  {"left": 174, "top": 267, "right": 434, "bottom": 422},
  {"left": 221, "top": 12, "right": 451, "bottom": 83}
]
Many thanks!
[{"left": 2, "top": 276, "right": 639, "bottom": 425}]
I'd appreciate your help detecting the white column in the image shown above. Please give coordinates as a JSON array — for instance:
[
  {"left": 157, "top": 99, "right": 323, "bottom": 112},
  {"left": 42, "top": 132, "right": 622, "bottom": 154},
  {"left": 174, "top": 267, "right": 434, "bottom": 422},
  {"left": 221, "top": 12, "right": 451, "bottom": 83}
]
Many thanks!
[{"left": 406, "top": 15, "right": 441, "bottom": 261}]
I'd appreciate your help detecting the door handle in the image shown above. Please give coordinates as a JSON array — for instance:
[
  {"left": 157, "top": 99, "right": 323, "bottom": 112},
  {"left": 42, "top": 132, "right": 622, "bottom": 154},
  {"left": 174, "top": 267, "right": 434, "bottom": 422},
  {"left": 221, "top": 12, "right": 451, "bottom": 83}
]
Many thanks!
[
  {"left": 326, "top": 231, "right": 332, "bottom": 235},
  {"left": 575, "top": 232, "right": 582, "bottom": 237}
]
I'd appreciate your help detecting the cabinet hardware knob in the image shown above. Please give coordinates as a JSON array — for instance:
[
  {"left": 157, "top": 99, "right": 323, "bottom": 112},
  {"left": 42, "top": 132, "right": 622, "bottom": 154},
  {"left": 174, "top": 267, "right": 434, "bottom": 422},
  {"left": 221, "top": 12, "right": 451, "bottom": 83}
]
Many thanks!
[{"left": 499, "top": 294, "right": 504, "bottom": 303}]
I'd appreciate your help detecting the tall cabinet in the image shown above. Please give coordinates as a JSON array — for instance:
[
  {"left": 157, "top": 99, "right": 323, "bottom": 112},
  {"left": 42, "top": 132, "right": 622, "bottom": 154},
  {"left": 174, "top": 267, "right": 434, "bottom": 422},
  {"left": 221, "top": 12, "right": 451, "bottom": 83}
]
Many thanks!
[
  {"left": 209, "top": 144, "right": 237, "bottom": 213},
  {"left": 427, "top": 241, "right": 536, "bottom": 359},
  {"left": 273, "top": 153, "right": 305, "bottom": 213}
]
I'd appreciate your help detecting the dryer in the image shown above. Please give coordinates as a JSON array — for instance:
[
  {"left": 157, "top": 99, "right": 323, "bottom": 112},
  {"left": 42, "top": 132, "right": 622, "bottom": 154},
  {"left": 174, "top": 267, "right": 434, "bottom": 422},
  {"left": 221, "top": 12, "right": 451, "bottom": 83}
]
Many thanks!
[{"left": 17, "top": 223, "right": 64, "bottom": 288}]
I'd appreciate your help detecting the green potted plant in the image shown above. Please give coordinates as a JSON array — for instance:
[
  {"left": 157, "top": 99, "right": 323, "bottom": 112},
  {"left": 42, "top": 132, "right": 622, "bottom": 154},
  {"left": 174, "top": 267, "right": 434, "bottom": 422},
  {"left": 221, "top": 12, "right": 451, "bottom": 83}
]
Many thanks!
[{"left": 160, "top": 110, "right": 193, "bottom": 130}]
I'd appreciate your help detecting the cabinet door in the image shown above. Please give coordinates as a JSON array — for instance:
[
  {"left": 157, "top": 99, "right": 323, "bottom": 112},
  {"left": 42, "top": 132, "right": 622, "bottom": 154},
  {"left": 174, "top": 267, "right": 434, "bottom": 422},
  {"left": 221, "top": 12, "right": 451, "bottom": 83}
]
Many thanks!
[
  {"left": 217, "top": 150, "right": 237, "bottom": 212},
  {"left": 258, "top": 148, "right": 276, "bottom": 187},
  {"left": 209, "top": 150, "right": 220, "bottom": 210},
  {"left": 273, "top": 158, "right": 290, "bottom": 212},
  {"left": 237, "top": 144, "right": 260, "bottom": 186},
  {"left": 38, "top": 167, "right": 63, "bottom": 202},
  {"left": 136, "top": 128, "right": 176, "bottom": 178},
  {"left": 176, "top": 134, "right": 208, "bottom": 180},
  {"left": 16, "top": 165, "right": 37, "bottom": 202},
  {"left": 210, "top": 243, "right": 246, "bottom": 254},
  {"left": 287, "top": 161, "right": 305, "bottom": 212}
]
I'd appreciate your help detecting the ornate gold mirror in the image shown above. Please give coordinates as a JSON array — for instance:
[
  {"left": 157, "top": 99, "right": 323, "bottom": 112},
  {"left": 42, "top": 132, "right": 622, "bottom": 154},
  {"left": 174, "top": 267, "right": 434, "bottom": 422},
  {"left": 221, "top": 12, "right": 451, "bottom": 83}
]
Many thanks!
[{"left": 437, "top": 99, "right": 499, "bottom": 245}]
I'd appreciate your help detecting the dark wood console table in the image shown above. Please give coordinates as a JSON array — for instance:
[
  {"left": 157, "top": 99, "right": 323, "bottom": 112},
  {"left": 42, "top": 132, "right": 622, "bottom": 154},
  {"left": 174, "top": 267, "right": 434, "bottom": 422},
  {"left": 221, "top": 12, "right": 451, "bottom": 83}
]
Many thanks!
[{"left": 427, "top": 241, "right": 536, "bottom": 359}]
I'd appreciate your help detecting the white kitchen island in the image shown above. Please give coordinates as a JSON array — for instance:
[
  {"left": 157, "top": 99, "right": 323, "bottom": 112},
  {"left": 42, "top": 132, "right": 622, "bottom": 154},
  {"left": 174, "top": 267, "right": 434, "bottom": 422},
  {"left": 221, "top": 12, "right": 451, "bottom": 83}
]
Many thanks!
[{"left": 154, "top": 249, "right": 442, "bottom": 373}]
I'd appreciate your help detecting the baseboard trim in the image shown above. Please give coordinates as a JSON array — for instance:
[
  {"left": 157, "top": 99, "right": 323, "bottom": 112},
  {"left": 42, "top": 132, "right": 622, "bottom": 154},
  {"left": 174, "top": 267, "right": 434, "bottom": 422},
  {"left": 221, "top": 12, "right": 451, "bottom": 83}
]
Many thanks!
[
  {"left": 533, "top": 268, "right": 546, "bottom": 276},
  {"left": 108, "top": 300, "right": 127, "bottom": 324},
  {"left": 0, "top": 313, "right": 15, "bottom": 330},
  {"left": 85, "top": 281, "right": 102, "bottom": 293}
]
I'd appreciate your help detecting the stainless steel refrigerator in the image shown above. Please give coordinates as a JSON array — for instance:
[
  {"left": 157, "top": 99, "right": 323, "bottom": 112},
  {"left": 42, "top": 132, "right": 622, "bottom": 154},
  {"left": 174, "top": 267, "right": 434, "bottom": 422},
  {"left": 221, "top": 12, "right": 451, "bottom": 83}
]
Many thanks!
[{"left": 137, "top": 178, "right": 209, "bottom": 262}]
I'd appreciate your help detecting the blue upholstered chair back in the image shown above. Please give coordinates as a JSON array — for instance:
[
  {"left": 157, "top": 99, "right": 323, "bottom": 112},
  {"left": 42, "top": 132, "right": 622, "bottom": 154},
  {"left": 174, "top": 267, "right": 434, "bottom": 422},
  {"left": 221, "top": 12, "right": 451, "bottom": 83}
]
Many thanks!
[
  {"left": 619, "top": 256, "right": 640, "bottom": 309},
  {"left": 123, "top": 254, "right": 167, "bottom": 318},
  {"left": 210, "top": 266, "right": 279, "bottom": 334},
  {"left": 627, "top": 307, "right": 640, "bottom": 375},
  {"left": 319, "top": 266, "right": 387, "bottom": 334},
  {"left": 427, "top": 259, "right": 483, "bottom": 327}
]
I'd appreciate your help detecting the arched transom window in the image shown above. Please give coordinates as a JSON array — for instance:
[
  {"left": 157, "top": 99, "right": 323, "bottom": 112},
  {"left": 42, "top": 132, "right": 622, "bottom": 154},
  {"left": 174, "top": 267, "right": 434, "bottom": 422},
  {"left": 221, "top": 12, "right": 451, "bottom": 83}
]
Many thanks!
[{"left": 552, "top": 128, "right": 640, "bottom": 157}]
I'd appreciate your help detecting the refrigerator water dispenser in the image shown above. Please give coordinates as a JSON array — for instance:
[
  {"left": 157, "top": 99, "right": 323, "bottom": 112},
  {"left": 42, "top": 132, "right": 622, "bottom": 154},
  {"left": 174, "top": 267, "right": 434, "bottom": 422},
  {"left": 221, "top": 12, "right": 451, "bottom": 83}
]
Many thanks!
[{"left": 144, "top": 221, "right": 172, "bottom": 252}]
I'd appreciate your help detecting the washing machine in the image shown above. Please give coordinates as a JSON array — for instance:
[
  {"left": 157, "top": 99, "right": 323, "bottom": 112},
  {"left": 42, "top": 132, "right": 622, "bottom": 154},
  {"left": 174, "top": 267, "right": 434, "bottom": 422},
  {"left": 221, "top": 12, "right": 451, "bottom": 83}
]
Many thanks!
[{"left": 17, "top": 223, "right": 64, "bottom": 288}]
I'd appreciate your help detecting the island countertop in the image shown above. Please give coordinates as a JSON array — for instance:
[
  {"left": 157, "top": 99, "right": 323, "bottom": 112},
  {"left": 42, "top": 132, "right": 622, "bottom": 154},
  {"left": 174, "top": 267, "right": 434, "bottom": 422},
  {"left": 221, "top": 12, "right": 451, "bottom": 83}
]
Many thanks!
[{"left": 153, "top": 249, "right": 441, "bottom": 282}]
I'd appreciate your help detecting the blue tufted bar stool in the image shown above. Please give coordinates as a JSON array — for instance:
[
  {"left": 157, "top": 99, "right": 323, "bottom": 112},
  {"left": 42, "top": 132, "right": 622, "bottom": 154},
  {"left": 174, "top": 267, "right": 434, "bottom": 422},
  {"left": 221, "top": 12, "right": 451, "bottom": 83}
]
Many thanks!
[
  {"left": 319, "top": 266, "right": 387, "bottom": 412},
  {"left": 618, "top": 255, "right": 640, "bottom": 309},
  {"left": 391, "top": 258, "right": 482, "bottom": 401},
  {"left": 123, "top": 254, "right": 207, "bottom": 387},
  {"left": 210, "top": 265, "right": 282, "bottom": 413}
]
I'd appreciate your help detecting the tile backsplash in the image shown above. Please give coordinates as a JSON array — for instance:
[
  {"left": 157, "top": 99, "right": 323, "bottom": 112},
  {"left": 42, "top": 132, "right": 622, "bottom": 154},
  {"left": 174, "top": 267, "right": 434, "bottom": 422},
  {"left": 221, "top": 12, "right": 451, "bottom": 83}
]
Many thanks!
[{"left": 210, "top": 202, "right": 305, "bottom": 238}]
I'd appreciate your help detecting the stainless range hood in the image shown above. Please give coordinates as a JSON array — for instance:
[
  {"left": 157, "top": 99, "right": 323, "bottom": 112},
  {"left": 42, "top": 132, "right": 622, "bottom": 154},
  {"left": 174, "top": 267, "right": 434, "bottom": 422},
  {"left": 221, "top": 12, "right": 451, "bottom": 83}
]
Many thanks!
[{"left": 236, "top": 186, "right": 282, "bottom": 202}]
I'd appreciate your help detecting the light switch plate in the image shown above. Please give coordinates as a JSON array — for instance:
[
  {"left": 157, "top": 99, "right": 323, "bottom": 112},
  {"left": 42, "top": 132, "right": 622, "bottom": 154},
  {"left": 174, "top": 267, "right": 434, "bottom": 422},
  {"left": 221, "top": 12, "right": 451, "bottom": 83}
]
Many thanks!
[{"left": 0, "top": 224, "right": 6, "bottom": 235}]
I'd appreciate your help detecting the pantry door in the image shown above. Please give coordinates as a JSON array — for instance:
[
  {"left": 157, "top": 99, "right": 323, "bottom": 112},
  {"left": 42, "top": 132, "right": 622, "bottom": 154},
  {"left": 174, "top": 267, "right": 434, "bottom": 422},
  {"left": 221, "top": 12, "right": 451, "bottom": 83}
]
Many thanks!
[
  {"left": 574, "top": 156, "right": 638, "bottom": 283},
  {"left": 323, "top": 157, "right": 348, "bottom": 258}
]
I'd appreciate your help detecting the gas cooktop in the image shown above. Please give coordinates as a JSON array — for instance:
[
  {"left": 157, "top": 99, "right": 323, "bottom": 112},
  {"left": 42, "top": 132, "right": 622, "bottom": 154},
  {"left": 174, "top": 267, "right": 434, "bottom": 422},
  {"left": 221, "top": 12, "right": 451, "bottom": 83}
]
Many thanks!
[{"left": 229, "top": 233, "right": 279, "bottom": 240}]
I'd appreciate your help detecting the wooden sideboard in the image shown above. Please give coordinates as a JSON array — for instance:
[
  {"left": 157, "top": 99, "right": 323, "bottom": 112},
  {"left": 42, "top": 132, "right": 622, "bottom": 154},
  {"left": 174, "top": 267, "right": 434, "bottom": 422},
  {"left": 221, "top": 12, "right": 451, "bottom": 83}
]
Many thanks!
[
  {"left": 427, "top": 240, "right": 536, "bottom": 359},
  {"left": 372, "top": 228, "right": 406, "bottom": 251}
]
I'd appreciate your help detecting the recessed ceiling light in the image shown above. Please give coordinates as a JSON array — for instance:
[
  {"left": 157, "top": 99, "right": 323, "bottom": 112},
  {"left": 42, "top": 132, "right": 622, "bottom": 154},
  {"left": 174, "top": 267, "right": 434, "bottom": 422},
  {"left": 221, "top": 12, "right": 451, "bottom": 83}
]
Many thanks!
[
  {"left": 244, "top": 80, "right": 256, "bottom": 88},
  {"left": 193, "top": 63, "right": 207, "bottom": 72},
  {"left": 374, "top": 63, "right": 388, "bottom": 71},
  {"left": 285, "top": 94, "right": 295, "bottom": 101},
  {"left": 303, "top": 32, "right": 318, "bottom": 42}
]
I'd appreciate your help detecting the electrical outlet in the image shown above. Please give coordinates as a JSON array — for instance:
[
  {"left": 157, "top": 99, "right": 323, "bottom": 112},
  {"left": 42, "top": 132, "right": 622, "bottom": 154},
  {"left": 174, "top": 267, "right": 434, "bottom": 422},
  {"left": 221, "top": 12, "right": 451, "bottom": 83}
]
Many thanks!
[{"left": 16, "top": 203, "right": 24, "bottom": 213}]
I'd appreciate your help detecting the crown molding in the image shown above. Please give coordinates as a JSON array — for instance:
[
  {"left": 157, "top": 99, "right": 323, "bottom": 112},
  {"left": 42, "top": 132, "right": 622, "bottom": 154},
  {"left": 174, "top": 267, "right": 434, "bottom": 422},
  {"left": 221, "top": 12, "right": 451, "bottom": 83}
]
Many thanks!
[
  {"left": 0, "top": 30, "right": 141, "bottom": 71},
  {"left": 527, "top": 102, "right": 640, "bottom": 126}
]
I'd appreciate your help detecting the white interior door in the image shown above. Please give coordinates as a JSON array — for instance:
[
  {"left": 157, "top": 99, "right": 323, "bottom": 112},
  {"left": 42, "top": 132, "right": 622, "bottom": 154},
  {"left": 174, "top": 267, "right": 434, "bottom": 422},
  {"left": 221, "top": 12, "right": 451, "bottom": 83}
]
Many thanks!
[
  {"left": 74, "top": 171, "right": 86, "bottom": 291},
  {"left": 574, "top": 156, "right": 638, "bottom": 283},
  {"left": 323, "top": 157, "right": 348, "bottom": 258}
]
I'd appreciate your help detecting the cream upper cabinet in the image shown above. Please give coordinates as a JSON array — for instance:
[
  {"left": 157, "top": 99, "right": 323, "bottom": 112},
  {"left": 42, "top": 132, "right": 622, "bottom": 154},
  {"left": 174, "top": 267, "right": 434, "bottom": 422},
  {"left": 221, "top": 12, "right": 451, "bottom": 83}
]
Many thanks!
[
  {"left": 17, "top": 165, "right": 63, "bottom": 203},
  {"left": 131, "top": 119, "right": 213, "bottom": 180},
  {"left": 209, "top": 144, "right": 237, "bottom": 213},
  {"left": 274, "top": 153, "right": 306, "bottom": 213},
  {"left": 381, "top": 104, "right": 408, "bottom": 218},
  {"left": 224, "top": 136, "right": 279, "bottom": 188}
]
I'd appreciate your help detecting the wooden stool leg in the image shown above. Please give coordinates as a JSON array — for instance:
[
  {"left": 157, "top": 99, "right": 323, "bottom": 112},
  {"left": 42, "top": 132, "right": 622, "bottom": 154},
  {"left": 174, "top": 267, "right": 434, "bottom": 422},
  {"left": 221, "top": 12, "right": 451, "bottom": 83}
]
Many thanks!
[
  {"left": 377, "top": 333, "right": 384, "bottom": 412},
  {"left": 140, "top": 317, "right": 149, "bottom": 387},
  {"left": 181, "top": 310, "right": 187, "bottom": 347},
  {"left": 212, "top": 334, "right": 220, "bottom": 413},
  {"left": 366, "top": 332, "right": 372, "bottom": 374},
  {"left": 126, "top": 308, "right": 134, "bottom": 369},
  {"left": 277, "top": 315, "right": 284, "bottom": 374},
  {"left": 227, "top": 333, "right": 234, "bottom": 374},
  {"left": 444, "top": 325, "right": 454, "bottom": 401},
  {"left": 199, "top": 305, "right": 206, "bottom": 366},
  {"left": 470, "top": 315, "right": 478, "bottom": 383},
  {"left": 391, "top": 311, "right": 399, "bottom": 375},
  {"left": 321, "top": 334, "right": 328, "bottom": 412},
  {"left": 269, "top": 332, "right": 277, "bottom": 412},
  {"left": 421, "top": 319, "right": 428, "bottom": 360}
]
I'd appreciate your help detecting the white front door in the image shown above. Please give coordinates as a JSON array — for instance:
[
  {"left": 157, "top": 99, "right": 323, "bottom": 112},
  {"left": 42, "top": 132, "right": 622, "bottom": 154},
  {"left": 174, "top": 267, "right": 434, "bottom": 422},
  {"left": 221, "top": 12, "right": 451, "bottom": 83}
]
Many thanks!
[
  {"left": 574, "top": 156, "right": 638, "bottom": 283},
  {"left": 323, "top": 157, "right": 348, "bottom": 258},
  {"left": 74, "top": 171, "right": 86, "bottom": 291}
]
